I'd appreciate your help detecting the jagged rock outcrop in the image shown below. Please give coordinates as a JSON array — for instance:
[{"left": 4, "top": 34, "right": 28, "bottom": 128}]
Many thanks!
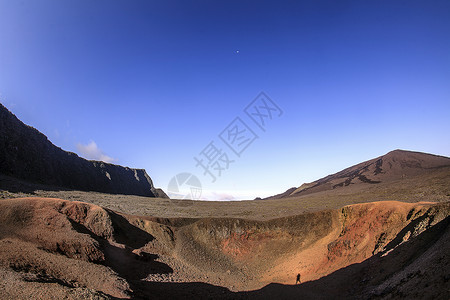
[{"left": 0, "top": 103, "right": 160, "bottom": 197}]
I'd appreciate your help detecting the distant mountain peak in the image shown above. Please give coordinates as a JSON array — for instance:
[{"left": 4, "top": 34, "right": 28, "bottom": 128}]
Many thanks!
[{"left": 268, "top": 149, "right": 450, "bottom": 199}]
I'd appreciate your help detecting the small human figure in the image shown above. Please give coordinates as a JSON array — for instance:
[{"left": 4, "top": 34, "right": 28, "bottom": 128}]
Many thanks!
[{"left": 296, "top": 273, "right": 301, "bottom": 284}]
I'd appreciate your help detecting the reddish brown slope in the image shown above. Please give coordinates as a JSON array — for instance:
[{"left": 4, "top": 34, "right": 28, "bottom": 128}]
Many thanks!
[
  {"left": 175, "top": 201, "right": 449, "bottom": 291},
  {"left": 269, "top": 149, "right": 450, "bottom": 199},
  {"left": 246, "top": 212, "right": 450, "bottom": 300},
  {"left": 0, "top": 197, "right": 152, "bottom": 298}
]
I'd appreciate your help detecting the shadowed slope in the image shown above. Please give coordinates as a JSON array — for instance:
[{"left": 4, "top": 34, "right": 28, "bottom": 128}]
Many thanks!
[
  {"left": 245, "top": 214, "right": 450, "bottom": 299},
  {"left": 173, "top": 201, "right": 449, "bottom": 291},
  {"left": 0, "top": 198, "right": 174, "bottom": 298},
  {"left": 0, "top": 103, "right": 160, "bottom": 197}
]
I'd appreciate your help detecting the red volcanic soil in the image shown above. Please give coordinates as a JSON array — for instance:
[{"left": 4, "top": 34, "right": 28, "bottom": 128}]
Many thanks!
[
  {"left": 260, "top": 201, "right": 442, "bottom": 285},
  {"left": 0, "top": 197, "right": 449, "bottom": 299},
  {"left": 176, "top": 201, "right": 448, "bottom": 290}
]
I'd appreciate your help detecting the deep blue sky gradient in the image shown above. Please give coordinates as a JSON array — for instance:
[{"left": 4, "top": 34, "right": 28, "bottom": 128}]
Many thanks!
[{"left": 1, "top": 0, "right": 449, "bottom": 199}]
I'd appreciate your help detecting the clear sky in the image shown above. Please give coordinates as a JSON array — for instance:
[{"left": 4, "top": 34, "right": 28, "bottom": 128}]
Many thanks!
[{"left": 1, "top": 0, "right": 449, "bottom": 200}]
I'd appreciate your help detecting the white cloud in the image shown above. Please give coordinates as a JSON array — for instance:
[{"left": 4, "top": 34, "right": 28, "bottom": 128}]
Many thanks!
[{"left": 76, "top": 140, "right": 116, "bottom": 163}]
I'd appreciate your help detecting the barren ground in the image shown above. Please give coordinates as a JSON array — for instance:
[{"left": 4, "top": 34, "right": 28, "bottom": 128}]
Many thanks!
[
  {"left": 0, "top": 194, "right": 449, "bottom": 299},
  {"left": 1, "top": 166, "right": 449, "bottom": 220},
  {"left": 0, "top": 163, "right": 449, "bottom": 299}
]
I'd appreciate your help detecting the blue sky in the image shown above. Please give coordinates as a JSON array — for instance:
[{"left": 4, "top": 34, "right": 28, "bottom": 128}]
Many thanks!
[{"left": 1, "top": 0, "right": 449, "bottom": 200}]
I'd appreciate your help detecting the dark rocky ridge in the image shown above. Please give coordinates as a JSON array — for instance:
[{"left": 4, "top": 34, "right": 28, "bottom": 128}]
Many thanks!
[{"left": 0, "top": 103, "right": 161, "bottom": 197}]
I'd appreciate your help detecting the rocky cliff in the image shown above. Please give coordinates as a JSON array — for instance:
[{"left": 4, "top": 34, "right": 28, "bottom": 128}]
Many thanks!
[{"left": 0, "top": 103, "right": 159, "bottom": 197}]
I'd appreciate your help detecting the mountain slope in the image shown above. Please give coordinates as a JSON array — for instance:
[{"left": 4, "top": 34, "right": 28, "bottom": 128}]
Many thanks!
[
  {"left": 269, "top": 149, "right": 450, "bottom": 199},
  {"left": 0, "top": 103, "right": 161, "bottom": 197}
]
